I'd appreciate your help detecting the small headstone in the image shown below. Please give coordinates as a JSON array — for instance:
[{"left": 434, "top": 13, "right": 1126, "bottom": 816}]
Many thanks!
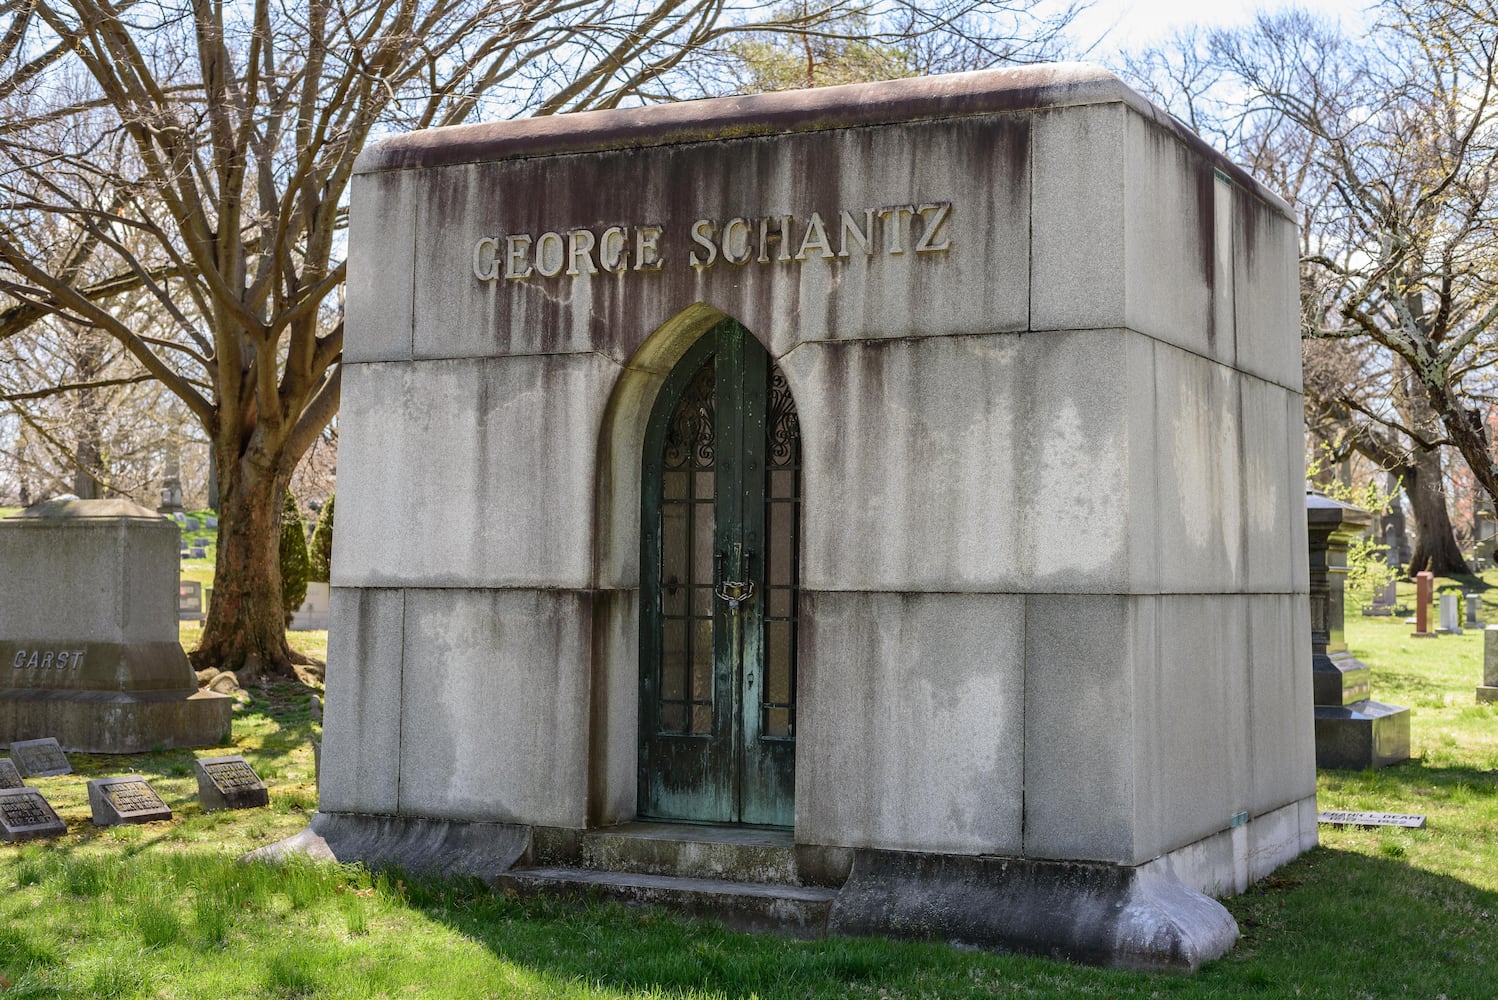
[
  {"left": 1437, "top": 593, "right": 1463, "bottom": 635},
  {"left": 308, "top": 694, "right": 322, "bottom": 724},
  {"left": 183, "top": 517, "right": 199, "bottom": 531},
  {"left": 172, "top": 511, "right": 186, "bottom": 524},
  {"left": 1317, "top": 810, "right": 1426, "bottom": 829},
  {"left": 1466, "top": 592, "right": 1483, "bottom": 628},
  {"left": 0, "top": 757, "right": 23, "bottom": 788},
  {"left": 189, "top": 546, "right": 208, "bottom": 559},
  {"left": 194, "top": 755, "right": 269, "bottom": 811},
  {"left": 10, "top": 737, "right": 72, "bottom": 777},
  {"left": 206, "top": 516, "right": 218, "bottom": 529},
  {"left": 1364, "top": 579, "right": 1397, "bottom": 616},
  {"left": 87, "top": 775, "right": 173, "bottom": 826},
  {"left": 0, "top": 787, "right": 66, "bottom": 841},
  {"left": 179, "top": 580, "right": 205, "bottom": 621},
  {"left": 1412, "top": 571, "right": 1436, "bottom": 637},
  {"left": 1479, "top": 627, "right": 1498, "bottom": 703}
]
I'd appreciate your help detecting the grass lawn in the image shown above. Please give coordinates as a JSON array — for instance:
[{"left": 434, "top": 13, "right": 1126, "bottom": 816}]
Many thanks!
[{"left": 2, "top": 578, "right": 1497, "bottom": 997}]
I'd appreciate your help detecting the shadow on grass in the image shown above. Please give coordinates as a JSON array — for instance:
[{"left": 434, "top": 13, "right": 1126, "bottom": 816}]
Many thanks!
[{"left": 1320, "top": 755, "right": 1498, "bottom": 800}]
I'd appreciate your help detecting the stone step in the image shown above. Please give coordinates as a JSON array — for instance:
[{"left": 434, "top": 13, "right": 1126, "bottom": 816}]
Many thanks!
[
  {"left": 495, "top": 866, "right": 839, "bottom": 938},
  {"left": 579, "top": 821, "right": 808, "bottom": 885}
]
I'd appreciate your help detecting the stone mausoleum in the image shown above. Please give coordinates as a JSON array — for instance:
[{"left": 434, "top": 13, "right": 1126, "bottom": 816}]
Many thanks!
[{"left": 295, "top": 64, "right": 1314, "bottom": 971}]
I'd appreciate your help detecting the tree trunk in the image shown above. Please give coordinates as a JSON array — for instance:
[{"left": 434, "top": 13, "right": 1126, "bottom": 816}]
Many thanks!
[
  {"left": 190, "top": 446, "right": 302, "bottom": 681},
  {"left": 1404, "top": 443, "right": 1470, "bottom": 577}
]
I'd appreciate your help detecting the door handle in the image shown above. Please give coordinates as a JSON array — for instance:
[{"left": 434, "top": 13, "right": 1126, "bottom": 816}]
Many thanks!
[{"left": 715, "top": 550, "right": 755, "bottom": 611}]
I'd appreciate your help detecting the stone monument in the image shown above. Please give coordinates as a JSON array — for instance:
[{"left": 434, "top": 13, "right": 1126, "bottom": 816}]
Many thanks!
[
  {"left": 275, "top": 65, "right": 1316, "bottom": 972},
  {"left": 1437, "top": 593, "right": 1462, "bottom": 635},
  {"left": 157, "top": 452, "right": 185, "bottom": 515},
  {"left": 195, "top": 754, "right": 270, "bottom": 811},
  {"left": 1479, "top": 627, "right": 1498, "bottom": 703},
  {"left": 1306, "top": 491, "right": 1410, "bottom": 769},
  {"left": 0, "top": 499, "right": 233, "bottom": 752},
  {"left": 87, "top": 775, "right": 173, "bottom": 825},
  {"left": 1412, "top": 571, "right": 1436, "bottom": 637}
]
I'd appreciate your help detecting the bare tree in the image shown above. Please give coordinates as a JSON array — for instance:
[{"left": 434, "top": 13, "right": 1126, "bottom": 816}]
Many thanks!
[
  {"left": 1217, "top": 2, "right": 1498, "bottom": 519},
  {"left": 0, "top": 0, "right": 1077, "bottom": 679},
  {"left": 1119, "top": 5, "right": 1498, "bottom": 575}
]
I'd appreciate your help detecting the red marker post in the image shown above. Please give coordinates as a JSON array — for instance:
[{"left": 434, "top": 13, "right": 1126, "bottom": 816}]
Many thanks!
[{"left": 1412, "top": 571, "right": 1436, "bottom": 638}]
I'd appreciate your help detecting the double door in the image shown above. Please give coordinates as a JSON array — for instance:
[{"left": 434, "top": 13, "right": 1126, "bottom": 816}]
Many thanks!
[{"left": 638, "top": 320, "right": 799, "bottom": 827}]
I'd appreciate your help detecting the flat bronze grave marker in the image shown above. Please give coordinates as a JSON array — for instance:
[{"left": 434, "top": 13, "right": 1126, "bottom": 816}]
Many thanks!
[
  {"left": 195, "top": 754, "right": 269, "bottom": 810},
  {"left": 0, "top": 757, "right": 23, "bottom": 789},
  {"left": 87, "top": 775, "right": 173, "bottom": 826},
  {"left": 10, "top": 737, "right": 71, "bottom": 777},
  {"left": 0, "top": 786, "right": 66, "bottom": 840},
  {"left": 1317, "top": 810, "right": 1427, "bottom": 829}
]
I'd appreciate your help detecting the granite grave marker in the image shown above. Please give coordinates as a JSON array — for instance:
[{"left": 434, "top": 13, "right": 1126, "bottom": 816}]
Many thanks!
[
  {"left": 0, "top": 786, "right": 66, "bottom": 841},
  {"left": 1479, "top": 626, "right": 1498, "bottom": 703},
  {"left": 179, "top": 580, "right": 205, "bottom": 622},
  {"left": 195, "top": 754, "right": 269, "bottom": 811},
  {"left": 1413, "top": 571, "right": 1436, "bottom": 637},
  {"left": 87, "top": 775, "right": 173, "bottom": 825},
  {"left": 10, "top": 737, "right": 71, "bottom": 777},
  {"left": 1317, "top": 810, "right": 1426, "bottom": 829},
  {"left": 0, "top": 757, "right": 23, "bottom": 788},
  {"left": 1437, "top": 592, "right": 1463, "bottom": 635},
  {"left": 1306, "top": 491, "right": 1411, "bottom": 769}
]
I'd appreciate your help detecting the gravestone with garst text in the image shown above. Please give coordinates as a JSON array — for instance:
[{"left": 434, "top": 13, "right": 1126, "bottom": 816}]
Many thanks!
[
  {"left": 282, "top": 64, "right": 1315, "bottom": 972},
  {"left": 0, "top": 500, "right": 233, "bottom": 752}
]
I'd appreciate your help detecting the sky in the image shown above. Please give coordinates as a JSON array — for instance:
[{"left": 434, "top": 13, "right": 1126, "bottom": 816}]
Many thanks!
[{"left": 1064, "top": 0, "right": 1374, "bottom": 57}]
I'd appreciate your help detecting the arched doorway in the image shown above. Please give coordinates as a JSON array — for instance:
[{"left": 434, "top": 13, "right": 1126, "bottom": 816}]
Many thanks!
[{"left": 638, "top": 318, "right": 800, "bottom": 827}]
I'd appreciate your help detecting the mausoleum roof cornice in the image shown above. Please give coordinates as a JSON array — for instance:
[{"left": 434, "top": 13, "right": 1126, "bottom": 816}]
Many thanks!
[{"left": 355, "top": 62, "right": 1291, "bottom": 218}]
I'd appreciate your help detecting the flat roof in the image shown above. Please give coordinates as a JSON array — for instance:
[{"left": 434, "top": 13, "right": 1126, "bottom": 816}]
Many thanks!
[{"left": 354, "top": 62, "right": 1290, "bottom": 217}]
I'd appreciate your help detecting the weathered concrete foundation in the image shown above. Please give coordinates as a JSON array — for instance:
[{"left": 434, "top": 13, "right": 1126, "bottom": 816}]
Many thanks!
[{"left": 261, "top": 811, "right": 1252, "bottom": 972}]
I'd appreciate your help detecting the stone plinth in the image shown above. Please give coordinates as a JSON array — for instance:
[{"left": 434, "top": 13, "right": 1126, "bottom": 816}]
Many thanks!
[
  {"left": 1313, "top": 701, "right": 1411, "bottom": 770},
  {"left": 1306, "top": 492, "right": 1410, "bottom": 769},
  {"left": 0, "top": 499, "right": 232, "bottom": 753}
]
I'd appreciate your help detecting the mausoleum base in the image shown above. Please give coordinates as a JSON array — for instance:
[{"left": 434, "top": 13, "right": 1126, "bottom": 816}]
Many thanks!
[
  {"left": 1477, "top": 686, "right": 1498, "bottom": 704},
  {"left": 259, "top": 812, "right": 1268, "bottom": 972},
  {"left": 1313, "top": 701, "right": 1410, "bottom": 770},
  {"left": 0, "top": 689, "right": 232, "bottom": 754}
]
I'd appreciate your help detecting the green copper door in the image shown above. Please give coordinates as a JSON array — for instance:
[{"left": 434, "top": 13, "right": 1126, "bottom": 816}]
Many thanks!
[{"left": 639, "top": 319, "right": 800, "bottom": 827}]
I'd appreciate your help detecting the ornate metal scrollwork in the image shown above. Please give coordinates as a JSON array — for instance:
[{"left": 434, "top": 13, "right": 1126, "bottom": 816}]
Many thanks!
[
  {"left": 767, "top": 366, "right": 800, "bottom": 468},
  {"left": 664, "top": 358, "right": 716, "bottom": 471}
]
